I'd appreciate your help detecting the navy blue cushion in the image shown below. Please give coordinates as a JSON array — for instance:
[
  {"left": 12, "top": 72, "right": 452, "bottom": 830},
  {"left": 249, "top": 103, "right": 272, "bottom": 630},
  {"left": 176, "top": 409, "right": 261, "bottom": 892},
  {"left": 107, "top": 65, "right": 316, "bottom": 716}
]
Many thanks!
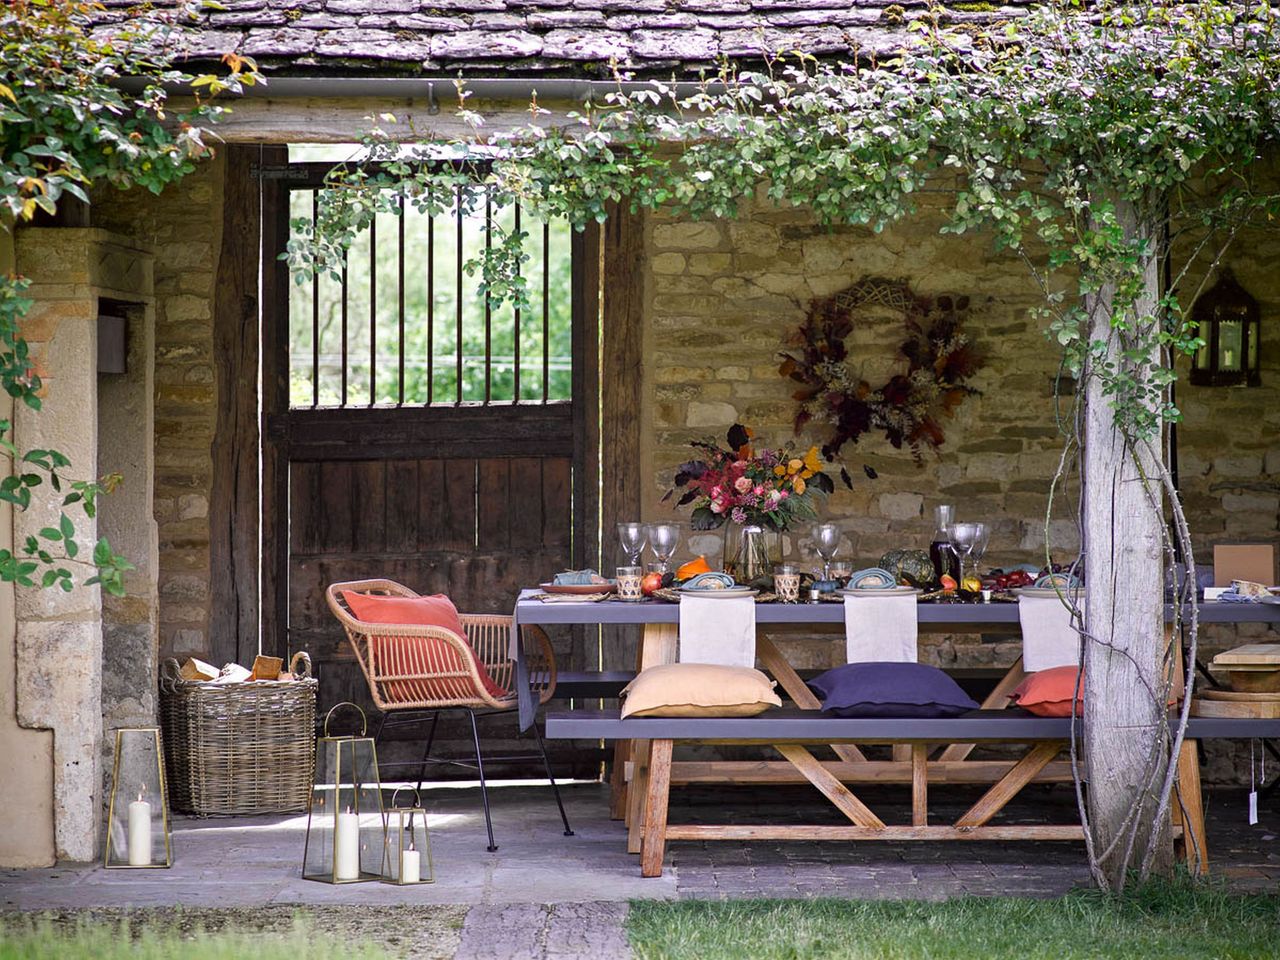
[{"left": 807, "top": 662, "right": 979, "bottom": 719}]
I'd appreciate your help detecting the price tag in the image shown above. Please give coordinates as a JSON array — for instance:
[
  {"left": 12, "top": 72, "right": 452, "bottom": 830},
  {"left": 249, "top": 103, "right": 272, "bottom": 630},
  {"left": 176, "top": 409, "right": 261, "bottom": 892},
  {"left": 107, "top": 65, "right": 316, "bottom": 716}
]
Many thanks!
[{"left": 1249, "top": 790, "right": 1258, "bottom": 826}]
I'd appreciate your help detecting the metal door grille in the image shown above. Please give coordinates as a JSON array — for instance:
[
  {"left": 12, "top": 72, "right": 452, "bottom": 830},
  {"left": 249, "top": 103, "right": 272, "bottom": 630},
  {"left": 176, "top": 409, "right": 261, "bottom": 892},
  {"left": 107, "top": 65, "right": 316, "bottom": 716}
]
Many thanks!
[{"left": 287, "top": 183, "right": 573, "bottom": 409}]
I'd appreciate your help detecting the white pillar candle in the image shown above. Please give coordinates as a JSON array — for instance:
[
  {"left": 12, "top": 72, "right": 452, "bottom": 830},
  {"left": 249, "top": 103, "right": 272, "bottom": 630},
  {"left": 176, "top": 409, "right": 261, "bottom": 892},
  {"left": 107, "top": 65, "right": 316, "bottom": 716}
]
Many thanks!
[
  {"left": 127, "top": 795, "right": 152, "bottom": 866},
  {"left": 335, "top": 809, "right": 360, "bottom": 881},
  {"left": 400, "top": 847, "right": 420, "bottom": 884}
]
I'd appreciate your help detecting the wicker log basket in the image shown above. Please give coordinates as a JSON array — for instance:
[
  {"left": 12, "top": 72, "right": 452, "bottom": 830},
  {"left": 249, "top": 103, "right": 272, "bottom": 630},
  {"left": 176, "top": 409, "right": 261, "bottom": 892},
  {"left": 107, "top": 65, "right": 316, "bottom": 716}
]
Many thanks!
[{"left": 159, "top": 652, "right": 317, "bottom": 816}]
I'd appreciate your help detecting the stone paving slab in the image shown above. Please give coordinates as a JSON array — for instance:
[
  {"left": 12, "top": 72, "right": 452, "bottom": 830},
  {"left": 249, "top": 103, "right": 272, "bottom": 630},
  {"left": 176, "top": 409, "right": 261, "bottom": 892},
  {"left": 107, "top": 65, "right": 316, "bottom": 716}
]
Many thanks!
[
  {"left": 453, "top": 902, "right": 631, "bottom": 960},
  {"left": 1, "top": 782, "right": 1276, "bottom": 914}
]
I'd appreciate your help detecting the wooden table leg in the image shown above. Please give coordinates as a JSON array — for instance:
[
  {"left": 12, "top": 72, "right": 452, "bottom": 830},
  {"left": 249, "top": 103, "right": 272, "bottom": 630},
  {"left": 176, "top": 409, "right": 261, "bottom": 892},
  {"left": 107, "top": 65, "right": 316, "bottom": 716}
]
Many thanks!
[
  {"left": 954, "top": 741, "right": 1062, "bottom": 828},
  {"left": 938, "top": 657, "right": 1027, "bottom": 763},
  {"left": 1175, "top": 738, "right": 1208, "bottom": 875},
  {"left": 758, "top": 632, "right": 868, "bottom": 764},
  {"left": 640, "top": 739, "right": 674, "bottom": 877},
  {"left": 626, "top": 623, "right": 678, "bottom": 852}
]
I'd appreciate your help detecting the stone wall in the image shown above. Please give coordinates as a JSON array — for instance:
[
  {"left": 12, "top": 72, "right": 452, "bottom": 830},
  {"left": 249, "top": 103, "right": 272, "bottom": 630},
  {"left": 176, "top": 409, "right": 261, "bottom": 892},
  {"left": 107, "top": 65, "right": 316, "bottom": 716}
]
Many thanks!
[
  {"left": 93, "top": 157, "right": 224, "bottom": 663},
  {"left": 637, "top": 189, "right": 1279, "bottom": 684}
]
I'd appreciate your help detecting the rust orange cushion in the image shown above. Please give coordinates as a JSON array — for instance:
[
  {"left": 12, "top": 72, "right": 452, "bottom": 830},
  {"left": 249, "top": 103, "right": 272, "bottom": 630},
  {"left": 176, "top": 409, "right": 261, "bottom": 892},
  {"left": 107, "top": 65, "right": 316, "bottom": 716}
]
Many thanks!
[
  {"left": 1011, "top": 665, "right": 1083, "bottom": 718},
  {"left": 342, "top": 592, "right": 506, "bottom": 700}
]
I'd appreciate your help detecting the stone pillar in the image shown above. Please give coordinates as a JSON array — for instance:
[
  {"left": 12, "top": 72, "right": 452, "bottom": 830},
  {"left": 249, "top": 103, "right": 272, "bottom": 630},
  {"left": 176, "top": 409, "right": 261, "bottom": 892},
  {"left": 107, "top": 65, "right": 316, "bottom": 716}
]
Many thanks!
[{"left": 11, "top": 228, "right": 155, "bottom": 863}]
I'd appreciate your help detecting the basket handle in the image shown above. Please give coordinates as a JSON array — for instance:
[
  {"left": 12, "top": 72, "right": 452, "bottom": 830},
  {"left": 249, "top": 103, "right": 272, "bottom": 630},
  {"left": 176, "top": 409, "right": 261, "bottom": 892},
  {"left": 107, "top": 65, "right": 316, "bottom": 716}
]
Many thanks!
[
  {"left": 323, "top": 701, "right": 367, "bottom": 738},
  {"left": 159, "top": 658, "right": 183, "bottom": 693},
  {"left": 288, "top": 651, "right": 312, "bottom": 679}
]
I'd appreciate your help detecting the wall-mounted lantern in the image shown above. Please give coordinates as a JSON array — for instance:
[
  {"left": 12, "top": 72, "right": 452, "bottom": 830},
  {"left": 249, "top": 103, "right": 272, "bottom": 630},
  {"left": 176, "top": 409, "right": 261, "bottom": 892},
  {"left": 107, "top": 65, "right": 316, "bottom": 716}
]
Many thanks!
[{"left": 1190, "top": 268, "right": 1261, "bottom": 387}]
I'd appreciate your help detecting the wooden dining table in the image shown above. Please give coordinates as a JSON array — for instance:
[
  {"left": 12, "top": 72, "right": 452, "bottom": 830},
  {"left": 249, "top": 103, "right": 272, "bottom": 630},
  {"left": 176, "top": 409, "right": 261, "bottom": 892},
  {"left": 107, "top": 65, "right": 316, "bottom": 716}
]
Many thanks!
[{"left": 511, "top": 592, "right": 1280, "bottom": 853}]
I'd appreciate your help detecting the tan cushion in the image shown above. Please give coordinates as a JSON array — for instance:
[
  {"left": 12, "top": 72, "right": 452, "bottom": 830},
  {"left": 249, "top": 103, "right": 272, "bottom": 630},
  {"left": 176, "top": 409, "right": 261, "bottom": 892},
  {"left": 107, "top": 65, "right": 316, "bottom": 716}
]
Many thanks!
[{"left": 620, "top": 663, "right": 782, "bottom": 719}]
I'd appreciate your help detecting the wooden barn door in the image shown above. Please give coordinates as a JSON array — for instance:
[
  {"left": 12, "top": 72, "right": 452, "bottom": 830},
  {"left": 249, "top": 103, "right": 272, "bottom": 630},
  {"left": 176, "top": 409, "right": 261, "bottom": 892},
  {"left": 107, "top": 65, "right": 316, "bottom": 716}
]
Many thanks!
[{"left": 260, "top": 162, "right": 598, "bottom": 776}]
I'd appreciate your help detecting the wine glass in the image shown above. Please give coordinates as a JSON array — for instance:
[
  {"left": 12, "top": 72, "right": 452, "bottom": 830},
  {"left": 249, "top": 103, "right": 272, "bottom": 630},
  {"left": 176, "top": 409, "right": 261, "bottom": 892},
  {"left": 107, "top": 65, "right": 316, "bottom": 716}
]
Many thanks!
[
  {"left": 617, "top": 522, "right": 647, "bottom": 566},
  {"left": 947, "top": 522, "right": 985, "bottom": 582},
  {"left": 969, "top": 523, "right": 990, "bottom": 579},
  {"left": 645, "top": 522, "right": 680, "bottom": 573},
  {"left": 813, "top": 522, "right": 842, "bottom": 580}
]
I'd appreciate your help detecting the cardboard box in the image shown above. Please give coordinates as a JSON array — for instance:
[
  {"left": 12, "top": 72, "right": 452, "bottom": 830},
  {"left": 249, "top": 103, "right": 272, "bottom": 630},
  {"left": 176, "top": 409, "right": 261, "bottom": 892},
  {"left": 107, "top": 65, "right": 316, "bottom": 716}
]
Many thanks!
[{"left": 1213, "top": 543, "right": 1277, "bottom": 587}]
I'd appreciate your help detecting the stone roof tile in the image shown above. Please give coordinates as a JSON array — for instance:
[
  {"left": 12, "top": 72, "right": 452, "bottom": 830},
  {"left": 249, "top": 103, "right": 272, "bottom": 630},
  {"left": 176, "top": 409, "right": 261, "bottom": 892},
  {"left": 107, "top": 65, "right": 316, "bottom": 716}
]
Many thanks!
[
  {"left": 99, "top": 0, "right": 1021, "bottom": 77},
  {"left": 431, "top": 28, "right": 545, "bottom": 59},
  {"left": 541, "top": 27, "right": 630, "bottom": 60}
]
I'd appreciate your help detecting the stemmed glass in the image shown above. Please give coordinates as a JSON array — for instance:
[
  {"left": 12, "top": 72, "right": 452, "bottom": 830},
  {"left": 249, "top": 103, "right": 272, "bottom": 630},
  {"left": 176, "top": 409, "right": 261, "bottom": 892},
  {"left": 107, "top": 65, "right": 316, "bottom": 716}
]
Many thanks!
[
  {"left": 645, "top": 523, "right": 680, "bottom": 573},
  {"left": 813, "top": 523, "right": 842, "bottom": 581},
  {"left": 947, "top": 522, "right": 987, "bottom": 582},
  {"left": 617, "top": 522, "right": 647, "bottom": 566}
]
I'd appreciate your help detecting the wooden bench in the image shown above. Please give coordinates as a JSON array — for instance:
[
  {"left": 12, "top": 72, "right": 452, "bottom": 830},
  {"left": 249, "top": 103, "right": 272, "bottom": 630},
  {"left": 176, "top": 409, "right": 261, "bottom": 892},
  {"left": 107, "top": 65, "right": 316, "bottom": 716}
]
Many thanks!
[{"left": 546, "top": 709, "right": 1280, "bottom": 878}]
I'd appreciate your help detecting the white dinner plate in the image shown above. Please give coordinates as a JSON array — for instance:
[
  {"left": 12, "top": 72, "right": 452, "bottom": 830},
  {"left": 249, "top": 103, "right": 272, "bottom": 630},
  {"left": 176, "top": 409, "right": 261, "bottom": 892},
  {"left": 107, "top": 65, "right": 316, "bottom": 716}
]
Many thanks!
[
  {"left": 1012, "top": 586, "right": 1081, "bottom": 599},
  {"left": 836, "top": 586, "right": 921, "bottom": 597},
  {"left": 677, "top": 587, "right": 758, "bottom": 599}
]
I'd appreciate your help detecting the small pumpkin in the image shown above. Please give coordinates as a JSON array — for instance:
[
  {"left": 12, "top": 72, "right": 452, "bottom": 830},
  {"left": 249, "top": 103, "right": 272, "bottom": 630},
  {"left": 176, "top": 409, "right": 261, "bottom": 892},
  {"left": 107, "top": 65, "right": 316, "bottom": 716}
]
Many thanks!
[
  {"left": 676, "top": 555, "right": 713, "bottom": 580},
  {"left": 879, "top": 549, "right": 935, "bottom": 587}
]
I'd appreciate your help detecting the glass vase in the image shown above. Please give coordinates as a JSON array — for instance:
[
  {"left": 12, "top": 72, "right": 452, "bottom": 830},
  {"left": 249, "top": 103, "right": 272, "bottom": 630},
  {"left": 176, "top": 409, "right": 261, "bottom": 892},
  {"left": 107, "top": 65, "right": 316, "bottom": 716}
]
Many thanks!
[{"left": 722, "top": 523, "right": 780, "bottom": 584}]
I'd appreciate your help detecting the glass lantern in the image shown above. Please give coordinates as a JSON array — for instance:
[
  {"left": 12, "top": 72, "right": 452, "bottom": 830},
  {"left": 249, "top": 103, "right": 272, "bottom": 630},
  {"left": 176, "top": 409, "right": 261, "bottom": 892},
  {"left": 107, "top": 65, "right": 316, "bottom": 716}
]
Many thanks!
[
  {"left": 104, "top": 727, "right": 171, "bottom": 869},
  {"left": 1190, "top": 268, "right": 1262, "bottom": 388},
  {"left": 382, "top": 787, "right": 434, "bottom": 885},
  {"left": 302, "top": 703, "right": 385, "bottom": 884}
]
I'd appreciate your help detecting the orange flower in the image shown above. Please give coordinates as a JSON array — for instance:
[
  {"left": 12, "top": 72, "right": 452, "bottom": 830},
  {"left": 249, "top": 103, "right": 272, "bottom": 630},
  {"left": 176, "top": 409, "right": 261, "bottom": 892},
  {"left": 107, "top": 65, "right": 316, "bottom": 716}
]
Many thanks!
[
  {"left": 773, "top": 465, "right": 786, "bottom": 477},
  {"left": 803, "top": 446, "right": 822, "bottom": 474},
  {"left": 793, "top": 476, "right": 806, "bottom": 495},
  {"left": 787, "top": 458, "right": 803, "bottom": 474}
]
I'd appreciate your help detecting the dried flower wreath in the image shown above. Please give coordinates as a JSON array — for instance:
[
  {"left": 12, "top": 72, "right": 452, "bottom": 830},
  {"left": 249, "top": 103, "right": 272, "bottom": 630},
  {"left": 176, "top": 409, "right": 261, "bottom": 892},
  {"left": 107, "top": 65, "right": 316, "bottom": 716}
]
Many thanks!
[{"left": 778, "top": 277, "right": 984, "bottom": 469}]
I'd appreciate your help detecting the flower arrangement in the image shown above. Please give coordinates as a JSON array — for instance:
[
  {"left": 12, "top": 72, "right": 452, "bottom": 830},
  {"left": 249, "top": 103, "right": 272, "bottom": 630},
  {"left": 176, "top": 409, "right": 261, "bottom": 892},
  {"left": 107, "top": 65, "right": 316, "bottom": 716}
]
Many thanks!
[{"left": 663, "top": 424, "right": 835, "bottom": 532}]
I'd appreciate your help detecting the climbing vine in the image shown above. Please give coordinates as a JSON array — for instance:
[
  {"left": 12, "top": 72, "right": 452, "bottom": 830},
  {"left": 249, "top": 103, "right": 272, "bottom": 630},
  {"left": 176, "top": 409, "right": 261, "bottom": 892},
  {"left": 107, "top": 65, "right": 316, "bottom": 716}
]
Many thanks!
[{"left": 290, "top": 1, "right": 1280, "bottom": 890}]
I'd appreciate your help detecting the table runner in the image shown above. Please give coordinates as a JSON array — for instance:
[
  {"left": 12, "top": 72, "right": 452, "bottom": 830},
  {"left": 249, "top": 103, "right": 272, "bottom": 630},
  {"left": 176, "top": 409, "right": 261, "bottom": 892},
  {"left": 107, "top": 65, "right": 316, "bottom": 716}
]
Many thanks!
[
  {"left": 1019, "top": 596, "right": 1082, "bottom": 671},
  {"left": 678, "top": 594, "right": 757, "bottom": 667},
  {"left": 843, "top": 595, "right": 918, "bottom": 662}
]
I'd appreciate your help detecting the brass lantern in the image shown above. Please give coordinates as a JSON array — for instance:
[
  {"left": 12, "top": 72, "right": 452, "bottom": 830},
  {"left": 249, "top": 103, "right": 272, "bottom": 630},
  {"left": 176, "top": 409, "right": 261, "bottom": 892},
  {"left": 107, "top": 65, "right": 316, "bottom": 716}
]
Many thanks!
[
  {"left": 302, "top": 703, "right": 385, "bottom": 884},
  {"left": 382, "top": 787, "right": 434, "bottom": 885},
  {"left": 1191, "top": 268, "right": 1262, "bottom": 387},
  {"left": 104, "top": 727, "right": 172, "bottom": 869}
]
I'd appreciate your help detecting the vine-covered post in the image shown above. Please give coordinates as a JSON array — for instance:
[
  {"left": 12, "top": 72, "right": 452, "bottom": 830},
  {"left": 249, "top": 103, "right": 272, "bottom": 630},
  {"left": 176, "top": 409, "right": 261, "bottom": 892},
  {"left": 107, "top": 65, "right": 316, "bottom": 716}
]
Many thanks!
[{"left": 1080, "top": 197, "right": 1172, "bottom": 888}]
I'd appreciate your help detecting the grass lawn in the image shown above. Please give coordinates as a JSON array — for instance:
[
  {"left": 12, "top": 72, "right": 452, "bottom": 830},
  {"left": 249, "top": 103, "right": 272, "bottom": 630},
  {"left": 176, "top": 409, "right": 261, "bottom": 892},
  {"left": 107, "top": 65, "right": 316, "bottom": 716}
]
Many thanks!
[{"left": 626, "top": 881, "right": 1280, "bottom": 960}]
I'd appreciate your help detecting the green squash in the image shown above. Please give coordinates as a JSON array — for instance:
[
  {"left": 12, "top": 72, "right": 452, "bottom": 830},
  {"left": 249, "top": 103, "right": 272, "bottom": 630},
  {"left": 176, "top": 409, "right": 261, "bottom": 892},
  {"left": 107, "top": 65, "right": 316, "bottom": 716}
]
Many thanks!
[{"left": 879, "top": 549, "right": 935, "bottom": 587}]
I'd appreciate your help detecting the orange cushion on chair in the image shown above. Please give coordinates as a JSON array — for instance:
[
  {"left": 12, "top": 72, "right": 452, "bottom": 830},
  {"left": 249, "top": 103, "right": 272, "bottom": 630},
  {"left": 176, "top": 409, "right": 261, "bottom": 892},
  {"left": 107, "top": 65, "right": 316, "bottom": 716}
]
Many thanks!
[
  {"left": 1010, "top": 665, "right": 1083, "bottom": 718},
  {"left": 342, "top": 592, "right": 507, "bottom": 701}
]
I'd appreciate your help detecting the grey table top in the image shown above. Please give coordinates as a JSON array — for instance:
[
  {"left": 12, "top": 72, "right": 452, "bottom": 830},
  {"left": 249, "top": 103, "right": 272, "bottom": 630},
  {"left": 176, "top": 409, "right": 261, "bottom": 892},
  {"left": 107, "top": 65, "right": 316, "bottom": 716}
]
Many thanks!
[{"left": 515, "top": 589, "right": 1280, "bottom": 627}]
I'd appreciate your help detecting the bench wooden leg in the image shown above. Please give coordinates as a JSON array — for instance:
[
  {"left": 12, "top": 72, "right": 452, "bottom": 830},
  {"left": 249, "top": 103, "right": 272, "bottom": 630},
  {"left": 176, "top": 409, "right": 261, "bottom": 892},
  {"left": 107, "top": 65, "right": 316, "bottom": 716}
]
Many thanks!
[
  {"left": 912, "top": 743, "right": 928, "bottom": 827},
  {"left": 627, "top": 740, "right": 651, "bottom": 854},
  {"left": 609, "top": 739, "right": 630, "bottom": 820},
  {"left": 1175, "top": 738, "right": 1208, "bottom": 875},
  {"left": 955, "top": 741, "right": 1061, "bottom": 828},
  {"left": 641, "top": 739, "right": 674, "bottom": 878}
]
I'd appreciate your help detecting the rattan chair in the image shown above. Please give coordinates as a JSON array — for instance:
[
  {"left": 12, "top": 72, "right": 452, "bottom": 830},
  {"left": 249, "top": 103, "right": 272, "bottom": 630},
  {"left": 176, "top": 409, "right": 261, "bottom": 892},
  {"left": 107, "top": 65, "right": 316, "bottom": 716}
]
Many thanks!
[{"left": 325, "top": 578, "right": 572, "bottom": 850}]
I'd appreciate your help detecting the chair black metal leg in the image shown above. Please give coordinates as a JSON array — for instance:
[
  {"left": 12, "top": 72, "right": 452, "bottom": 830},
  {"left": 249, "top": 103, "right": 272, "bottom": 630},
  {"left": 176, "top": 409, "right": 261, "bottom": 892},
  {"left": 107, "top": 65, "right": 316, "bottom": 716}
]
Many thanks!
[
  {"left": 415, "top": 712, "right": 441, "bottom": 795},
  {"left": 532, "top": 720, "right": 574, "bottom": 837},
  {"left": 468, "top": 710, "right": 498, "bottom": 852}
]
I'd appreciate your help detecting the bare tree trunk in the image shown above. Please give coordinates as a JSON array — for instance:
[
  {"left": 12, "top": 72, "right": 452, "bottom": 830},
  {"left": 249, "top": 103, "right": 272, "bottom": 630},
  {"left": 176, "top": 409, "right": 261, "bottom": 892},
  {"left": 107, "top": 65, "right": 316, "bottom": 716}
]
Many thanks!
[{"left": 1081, "top": 196, "right": 1174, "bottom": 890}]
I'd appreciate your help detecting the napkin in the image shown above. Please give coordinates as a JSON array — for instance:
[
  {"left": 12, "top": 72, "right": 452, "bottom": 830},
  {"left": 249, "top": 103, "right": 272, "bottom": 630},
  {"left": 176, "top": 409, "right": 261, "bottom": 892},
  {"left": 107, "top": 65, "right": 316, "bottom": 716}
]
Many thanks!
[
  {"left": 682, "top": 571, "right": 737, "bottom": 591},
  {"left": 679, "top": 594, "right": 756, "bottom": 667},
  {"left": 848, "top": 567, "right": 897, "bottom": 590},
  {"left": 843, "top": 595, "right": 917, "bottom": 663},
  {"left": 1019, "top": 595, "right": 1082, "bottom": 671}
]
